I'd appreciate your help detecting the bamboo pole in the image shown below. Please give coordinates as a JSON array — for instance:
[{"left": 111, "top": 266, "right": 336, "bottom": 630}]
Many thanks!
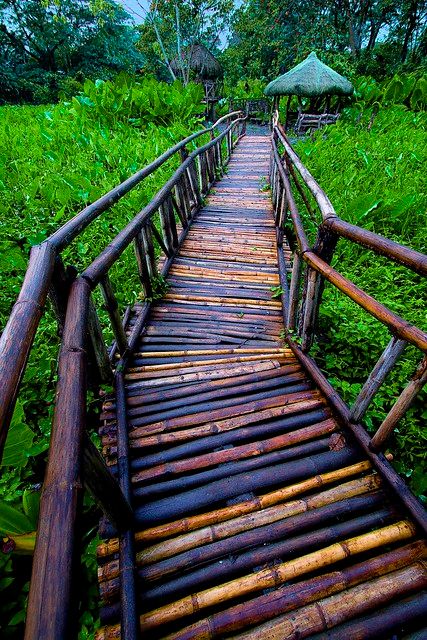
[
  {"left": 232, "top": 562, "right": 427, "bottom": 639},
  {"left": 161, "top": 540, "right": 427, "bottom": 640},
  {"left": 350, "top": 336, "right": 407, "bottom": 422},
  {"left": 132, "top": 521, "right": 416, "bottom": 632},
  {"left": 98, "top": 475, "right": 381, "bottom": 585},
  {"left": 370, "top": 356, "right": 427, "bottom": 451},
  {"left": 97, "top": 459, "right": 374, "bottom": 559}
]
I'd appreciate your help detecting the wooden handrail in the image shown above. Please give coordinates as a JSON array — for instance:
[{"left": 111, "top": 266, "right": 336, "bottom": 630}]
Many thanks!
[
  {"left": 23, "top": 114, "right": 246, "bottom": 640},
  {"left": 270, "top": 122, "right": 427, "bottom": 456},
  {"left": 275, "top": 123, "right": 427, "bottom": 276},
  {"left": 0, "top": 111, "right": 245, "bottom": 459}
]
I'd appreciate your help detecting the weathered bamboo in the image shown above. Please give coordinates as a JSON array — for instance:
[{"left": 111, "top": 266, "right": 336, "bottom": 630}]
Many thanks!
[
  {"left": 134, "top": 447, "right": 358, "bottom": 525},
  {"left": 287, "top": 251, "right": 302, "bottom": 330},
  {"left": 133, "top": 436, "right": 330, "bottom": 501},
  {"left": 158, "top": 202, "right": 174, "bottom": 255},
  {"left": 131, "top": 419, "right": 336, "bottom": 485},
  {"left": 97, "top": 459, "right": 374, "bottom": 559},
  {"left": 304, "top": 590, "right": 427, "bottom": 640},
  {"left": 286, "top": 338, "right": 427, "bottom": 535},
  {"left": 133, "top": 230, "right": 153, "bottom": 298},
  {"left": 370, "top": 356, "right": 427, "bottom": 451},
  {"left": 133, "top": 521, "right": 415, "bottom": 631},
  {"left": 100, "top": 275, "right": 128, "bottom": 357},
  {"left": 350, "top": 336, "right": 407, "bottom": 422},
  {"left": 232, "top": 561, "right": 427, "bottom": 639},
  {"left": 25, "top": 278, "right": 90, "bottom": 640},
  {"left": 87, "top": 297, "right": 113, "bottom": 383},
  {"left": 98, "top": 475, "right": 381, "bottom": 585},
  {"left": 115, "top": 371, "right": 138, "bottom": 640},
  {"left": 138, "top": 506, "right": 396, "bottom": 611},
  {"left": 81, "top": 434, "right": 133, "bottom": 532},
  {"left": 162, "top": 541, "right": 427, "bottom": 640},
  {"left": 304, "top": 250, "right": 427, "bottom": 352}
]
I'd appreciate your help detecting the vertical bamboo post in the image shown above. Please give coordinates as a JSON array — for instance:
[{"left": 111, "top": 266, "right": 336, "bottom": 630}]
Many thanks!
[
  {"left": 81, "top": 433, "right": 133, "bottom": 531},
  {"left": 49, "top": 257, "right": 77, "bottom": 337},
  {"left": 300, "top": 225, "right": 338, "bottom": 351},
  {"left": 115, "top": 370, "right": 139, "bottom": 640},
  {"left": 159, "top": 201, "right": 174, "bottom": 255},
  {"left": 87, "top": 297, "right": 113, "bottom": 383},
  {"left": 141, "top": 223, "right": 156, "bottom": 279},
  {"left": 99, "top": 274, "right": 128, "bottom": 357},
  {"left": 288, "top": 252, "right": 303, "bottom": 330},
  {"left": 25, "top": 278, "right": 90, "bottom": 640},
  {"left": 300, "top": 267, "right": 321, "bottom": 352},
  {"left": 166, "top": 195, "right": 179, "bottom": 250},
  {"left": 134, "top": 230, "right": 153, "bottom": 299},
  {"left": 370, "top": 356, "right": 427, "bottom": 451},
  {"left": 200, "top": 152, "right": 209, "bottom": 195},
  {"left": 350, "top": 336, "right": 407, "bottom": 422}
]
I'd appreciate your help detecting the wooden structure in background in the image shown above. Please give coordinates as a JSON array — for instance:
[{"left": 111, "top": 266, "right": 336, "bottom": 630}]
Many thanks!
[{"left": 0, "top": 110, "right": 426, "bottom": 639}]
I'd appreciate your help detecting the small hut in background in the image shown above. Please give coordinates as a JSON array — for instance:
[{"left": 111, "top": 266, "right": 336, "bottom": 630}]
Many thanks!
[
  {"left": 171, "top": 43, "right": 223, "bottom": 121},
  {"left": 264, "top": 51, "right": 353, "bottom": 133}
]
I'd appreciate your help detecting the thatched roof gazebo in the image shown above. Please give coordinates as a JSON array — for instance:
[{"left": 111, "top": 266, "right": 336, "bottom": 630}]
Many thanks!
[{"left": 264, "top": 51, "right": 354, "bottom": 132}]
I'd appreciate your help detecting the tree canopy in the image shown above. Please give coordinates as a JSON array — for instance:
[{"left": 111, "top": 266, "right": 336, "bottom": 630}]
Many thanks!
[{"left": 0, "top": 0, "right": 143, "bottom": 103}]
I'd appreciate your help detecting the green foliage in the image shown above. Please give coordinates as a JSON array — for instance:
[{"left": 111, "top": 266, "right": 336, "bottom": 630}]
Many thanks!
[
  {"left": 295, "top": 101, "right": 427, "bottom": 497},
  {"left": 0, "top": 0, "right": 143, "bottom": 105},
  {"left": 354, "top": 73, "right": 427, "bottom": 110},
  {"left": 1, "top": 402, "right": 34, "bottom": 469}
]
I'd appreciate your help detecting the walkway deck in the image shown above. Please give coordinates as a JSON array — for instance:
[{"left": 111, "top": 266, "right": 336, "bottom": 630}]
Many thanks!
[{"left": 96, "top": 135, "right": 427, "bottom": 639}]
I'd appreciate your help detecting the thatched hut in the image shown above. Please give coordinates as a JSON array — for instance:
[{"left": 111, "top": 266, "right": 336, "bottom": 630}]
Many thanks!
[
  {"left": 171, "top": 44, "right": 223, "bottom": 119},
  {"left": 264, "top": 51, "right": 354, "bottom": 132}
]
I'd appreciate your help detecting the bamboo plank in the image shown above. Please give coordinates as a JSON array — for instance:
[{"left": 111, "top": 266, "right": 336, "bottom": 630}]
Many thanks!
[{"left": 131, "top": 521, "right": 416, "bottom": 631}]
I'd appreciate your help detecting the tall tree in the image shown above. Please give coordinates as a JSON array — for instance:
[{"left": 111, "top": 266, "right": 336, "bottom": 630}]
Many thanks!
[
  {"left": 0, "top": 0, "right": 143, "bottom": 102},
  {"left": 133, "top": 0, "right": 234, "bottom": 82}
]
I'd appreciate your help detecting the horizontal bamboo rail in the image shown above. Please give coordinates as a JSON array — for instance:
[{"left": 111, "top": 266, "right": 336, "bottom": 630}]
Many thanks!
[
  {"left": 13, "top": 112, "right": 247, "bottom": 640},
  {"left": 270, "top": 121, "right": 427, "bottom": 461},
  {"left": 0, "top": 111, "right": 245, "bottom": 458}
]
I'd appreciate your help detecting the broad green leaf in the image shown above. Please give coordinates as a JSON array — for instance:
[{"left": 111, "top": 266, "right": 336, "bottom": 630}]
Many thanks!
[
  {"left": 1, "top": 401, "right": 34, "bottom": 468},
  {"left": 22, "top": 490, "right": 40, "bottom": 528},
  {"left": 0, "top": 503, "right": 33, "bottom": 536}
]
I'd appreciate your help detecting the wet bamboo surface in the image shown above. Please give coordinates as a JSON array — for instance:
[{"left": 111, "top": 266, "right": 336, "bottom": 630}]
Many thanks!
[{"left": 96, "top": 135, "right": 427, "bottom": 639}]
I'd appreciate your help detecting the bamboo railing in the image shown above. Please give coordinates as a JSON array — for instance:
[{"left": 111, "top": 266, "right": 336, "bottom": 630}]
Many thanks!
[
  {"left": 270, "top": 115, "right": 427, "bottom": 533},
  {"left": 0, "top": 112, "right": 246, "bottom": 640}
]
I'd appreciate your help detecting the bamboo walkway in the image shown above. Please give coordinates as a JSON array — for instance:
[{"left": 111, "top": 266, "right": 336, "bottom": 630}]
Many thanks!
[{"left": 96, "top": 135, "right": 427, "bottom": 639}]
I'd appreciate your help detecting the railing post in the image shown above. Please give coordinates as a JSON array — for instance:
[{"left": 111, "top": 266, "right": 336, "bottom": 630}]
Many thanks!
[
  {"left": 287, "top": 251, "right": 303, "bottom": 331},
  {"left": 25, "top": 278, "right": 90, "bottom": 640},
  {"left": 370, "top": 356, "right": 427, "bottom": 452},
  {"left": 49, "top": 257, "right": 77, "bottom": 337},
  {"left": 87, "top": 297, "right": 114, "bottom": 384},
  {"left": 350, "top": 336, "right": 407, "bottom": 423},
  {"left": 81, "top": 433, "right": 133, "bottom": 531},
  {"left": 100, "top": 274, "right": 129, "bottom": 358},
  {"left": 134, "top": 229, "right": 153, "bottom": 299},
  {"left": 299, "top": 224, "right": 338, "bottom": 352}
]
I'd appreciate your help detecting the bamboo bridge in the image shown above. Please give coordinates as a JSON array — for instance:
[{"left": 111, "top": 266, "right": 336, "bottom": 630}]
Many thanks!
[{"left": 0, "top": 112, "right": 427, "bottom": 639}]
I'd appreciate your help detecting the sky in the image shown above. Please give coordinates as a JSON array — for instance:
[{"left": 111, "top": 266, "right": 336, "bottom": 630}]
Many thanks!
[{"left": 117, "top": 0, "right": 244, "bottom": 26}]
